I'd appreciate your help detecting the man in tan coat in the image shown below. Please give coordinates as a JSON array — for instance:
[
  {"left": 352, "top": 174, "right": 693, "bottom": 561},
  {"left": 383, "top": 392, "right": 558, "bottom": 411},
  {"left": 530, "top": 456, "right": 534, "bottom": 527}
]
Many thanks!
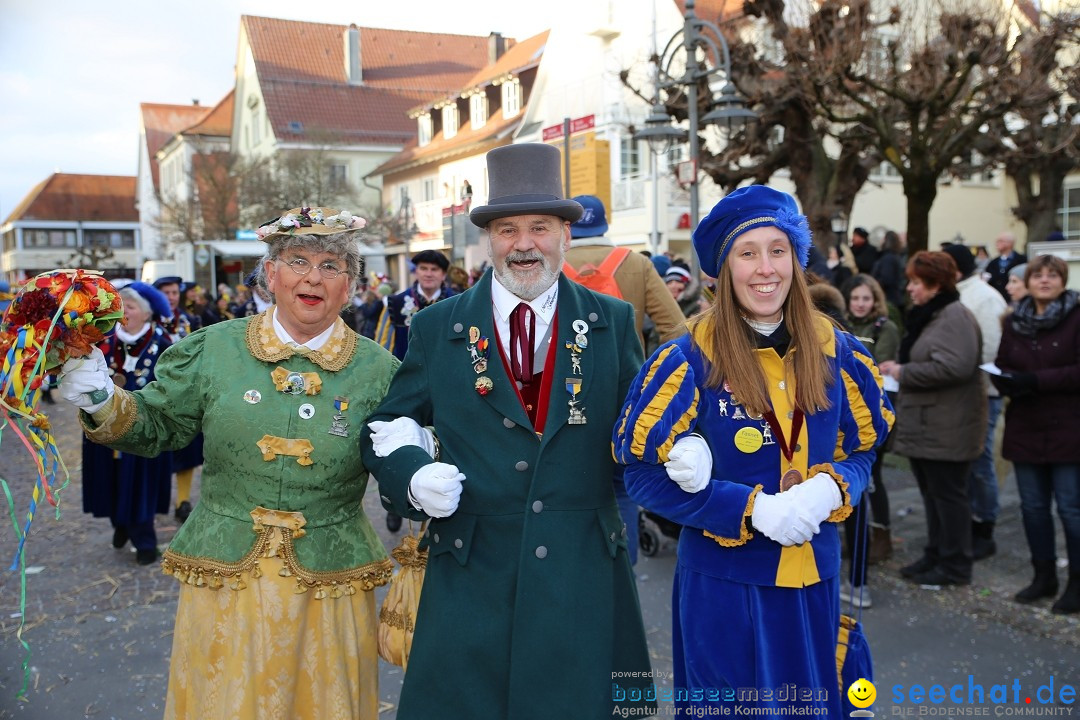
[
  {"left": 564, "top": 195, "right": 686, "bottom": 353},
  {"left": 564, "top": 194, "right": 686, "bottom": 563}
]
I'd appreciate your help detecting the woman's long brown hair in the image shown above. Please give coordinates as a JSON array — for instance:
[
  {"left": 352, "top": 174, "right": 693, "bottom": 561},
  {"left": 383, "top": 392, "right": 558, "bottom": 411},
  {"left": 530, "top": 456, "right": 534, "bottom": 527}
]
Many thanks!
[{"left": 689, "top": 256, "right": 833, "bottom": 417}]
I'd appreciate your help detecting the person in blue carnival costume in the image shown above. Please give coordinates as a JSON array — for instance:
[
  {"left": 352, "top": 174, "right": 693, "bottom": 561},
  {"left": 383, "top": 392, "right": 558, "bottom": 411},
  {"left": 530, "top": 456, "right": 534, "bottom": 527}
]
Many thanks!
[
  {"left": 613, "top": 185, "right": 894, "bottom": 715},
  {"left": 81, "top": 282, "right": 175, "bottom": 564}
]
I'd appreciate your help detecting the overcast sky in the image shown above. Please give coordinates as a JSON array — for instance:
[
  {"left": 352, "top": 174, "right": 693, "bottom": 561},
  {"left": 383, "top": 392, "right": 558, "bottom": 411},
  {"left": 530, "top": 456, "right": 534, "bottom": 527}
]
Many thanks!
[{"left": 0, "top": 0, "right": 555, "bottom": 219}]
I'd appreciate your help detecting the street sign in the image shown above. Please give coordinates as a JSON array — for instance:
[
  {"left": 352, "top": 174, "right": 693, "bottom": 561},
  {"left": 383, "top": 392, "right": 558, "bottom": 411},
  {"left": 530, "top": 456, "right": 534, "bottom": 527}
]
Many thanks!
[
  {"left": 195, "top": 246, "right": 211, "bottom": 267},
  {"left": 542, "top": 114, "right": 596, "bottom": 141},
  {"left": 235, "top": 229, "right": 258, "bottom": 240}
]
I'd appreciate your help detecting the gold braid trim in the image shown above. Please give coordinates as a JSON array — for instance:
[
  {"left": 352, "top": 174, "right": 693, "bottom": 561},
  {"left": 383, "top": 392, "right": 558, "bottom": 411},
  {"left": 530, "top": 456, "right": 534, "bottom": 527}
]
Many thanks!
[
  {"left": 79, "top": 388, "right": 138, "bottom": 444},
  {"left": 809, "top": 462, "right": 852, "bottom": 522},
  {"left": 703, "top": 484, "right": 763, "bottom": 547},
  {"left": 161, "top": 528, "right": 393, "bottom": 597},
  {"left": 245, "top": 310, "right": 357, "bottom": 371},
  {"left": 380, "top": 605, "right": 416, "bottom": 633}
]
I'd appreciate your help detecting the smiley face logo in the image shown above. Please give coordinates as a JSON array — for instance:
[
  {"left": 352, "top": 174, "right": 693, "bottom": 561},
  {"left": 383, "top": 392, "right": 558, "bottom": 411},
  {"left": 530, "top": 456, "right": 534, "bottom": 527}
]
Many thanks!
[{"left": 847, "top": 678, "right": 876, "bottom": 709}]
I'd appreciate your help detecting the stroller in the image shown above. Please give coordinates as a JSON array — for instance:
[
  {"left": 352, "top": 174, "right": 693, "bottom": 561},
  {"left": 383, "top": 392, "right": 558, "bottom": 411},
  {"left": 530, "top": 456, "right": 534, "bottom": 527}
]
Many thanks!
[{"left": 638, "top": 508, "right": 682, "bottom": 557}]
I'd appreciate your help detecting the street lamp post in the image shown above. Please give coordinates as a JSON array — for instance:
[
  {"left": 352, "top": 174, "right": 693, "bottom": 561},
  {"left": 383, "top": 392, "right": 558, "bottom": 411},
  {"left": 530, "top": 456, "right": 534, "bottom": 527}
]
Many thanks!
[{"left": 635, "top": 0, "right": 755, "bottom": 281}]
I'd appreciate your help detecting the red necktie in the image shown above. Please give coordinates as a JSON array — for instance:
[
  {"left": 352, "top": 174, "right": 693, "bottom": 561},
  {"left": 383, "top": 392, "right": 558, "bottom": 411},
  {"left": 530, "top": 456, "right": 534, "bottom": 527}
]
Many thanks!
[{"left": 509, "top": 302, "right": 535, "bottom": 384}]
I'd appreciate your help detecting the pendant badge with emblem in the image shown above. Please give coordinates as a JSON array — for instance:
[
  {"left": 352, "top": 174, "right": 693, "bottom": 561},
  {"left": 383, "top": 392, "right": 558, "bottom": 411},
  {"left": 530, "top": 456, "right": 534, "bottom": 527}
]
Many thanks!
[
  {"left": 566, "top": 377, "right": 587, "bottom": 425},
  {"left": 475, "top": 376, "right": 493, "bottom": 396},
  {"left": 328, "top": 396, "right": 349, "bottom": 437},
  {"left": 467, "top": 326, "right": 490, "bottom": 374},
  {"left": 282, "top": 372, "right": 306, "bottom": 395},
  {"left": 565, "top": 319, "right": 589, "bottom": 376}
]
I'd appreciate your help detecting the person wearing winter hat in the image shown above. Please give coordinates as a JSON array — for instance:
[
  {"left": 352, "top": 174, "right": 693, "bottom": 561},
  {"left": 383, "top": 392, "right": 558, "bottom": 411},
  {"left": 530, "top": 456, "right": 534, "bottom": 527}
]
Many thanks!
[
  {"left": 60, "top": 206, "right": 398, "bottom": 719},
  {"left": 942, "top": 243, "right": 1008, "bottom": 561},
  {"left": 614, "top": 185, "right": 893, "bottom": 716}
]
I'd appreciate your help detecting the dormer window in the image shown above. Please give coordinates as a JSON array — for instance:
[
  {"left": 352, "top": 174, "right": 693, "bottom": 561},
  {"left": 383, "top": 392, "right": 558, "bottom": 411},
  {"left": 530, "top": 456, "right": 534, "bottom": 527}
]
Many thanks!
[
  {"left": 418, "top": 113, "right": 433, "bottom": 146},
  {"left": 442, "top": 105, "right": 460, "bottom": 139},
  {"left": 502, "top": 78, "right": 522, "bottom": 118},
  {"left": 470, "top": 93, "right": 488, "bottom": 129}
]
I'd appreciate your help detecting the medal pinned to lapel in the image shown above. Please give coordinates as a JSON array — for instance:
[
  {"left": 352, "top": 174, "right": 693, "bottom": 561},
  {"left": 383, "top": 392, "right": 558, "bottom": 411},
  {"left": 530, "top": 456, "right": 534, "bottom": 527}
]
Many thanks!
[
  {"left": 467, "top": 326, "right": 490, "bottom": 374},
  {"left": 328, "top": 396, "right": 349, "bottom": 437},
  {"left": 475, "top": 376, "right": 493, "bottom": 396},
  {"left": 566, "top": 377, "right": 587, "bottom": 425},
  {"left": 564, "top": 319, "right": 589, "bottom": 377}
]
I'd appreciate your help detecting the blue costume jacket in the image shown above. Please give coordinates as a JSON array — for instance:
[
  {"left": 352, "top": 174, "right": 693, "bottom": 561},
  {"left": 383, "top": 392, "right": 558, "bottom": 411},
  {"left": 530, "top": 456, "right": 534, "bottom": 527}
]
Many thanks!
[
  {"left": 613, "top": 314, "right": 893, "bottom": 713},
  {"left": 374, "top": 284, "right": 455, "bottom": 359}
]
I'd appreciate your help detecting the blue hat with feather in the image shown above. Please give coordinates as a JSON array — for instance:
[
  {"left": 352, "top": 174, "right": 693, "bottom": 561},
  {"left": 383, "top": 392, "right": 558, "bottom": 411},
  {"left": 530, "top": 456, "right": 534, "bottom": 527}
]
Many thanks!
[{"left": 692, "top": 185, "right": 812, "bottom": 277}]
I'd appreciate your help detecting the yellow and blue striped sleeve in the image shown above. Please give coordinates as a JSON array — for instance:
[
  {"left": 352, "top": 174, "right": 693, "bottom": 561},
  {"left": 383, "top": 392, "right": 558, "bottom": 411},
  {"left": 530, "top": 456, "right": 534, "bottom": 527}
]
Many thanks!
[{"left": 613, "top": 341, "right": 700, "bottom": 465}]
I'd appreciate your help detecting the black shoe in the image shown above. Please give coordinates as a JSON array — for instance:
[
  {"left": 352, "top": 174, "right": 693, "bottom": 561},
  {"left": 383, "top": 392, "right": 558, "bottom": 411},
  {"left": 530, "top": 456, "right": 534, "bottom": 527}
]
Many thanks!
[
  {"left": 135, "top": 548, "right": 161, "bottom": 566},
  {"left": 1014, "top": 561, "right": 1058, "bottom": 604},
  {"left": 386, "top": 512, "right": 402, "bottom": 533},
  {"left": 911, "top": 567, "right": 970, "bottom": 586},
  {"left": 175, "top": 501, "right": 192, "bottom": 523},
  {"left": 972, "top": 521, "right": 996, "bottom": 561},
  {"left": 112, "top": 527, "right": 129, "bottom": 549},
  {"left": 1051, "top": 574, "right": 1080, "bottom": 615},
  {"left": 900, "top": 555, "right": 936, "bottom": 579}
]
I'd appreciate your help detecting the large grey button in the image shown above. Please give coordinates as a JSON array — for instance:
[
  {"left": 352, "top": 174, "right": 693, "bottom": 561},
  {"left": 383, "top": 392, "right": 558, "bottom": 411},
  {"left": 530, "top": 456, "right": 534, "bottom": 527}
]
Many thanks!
[
  {"left": 532, "top": 500, "right": 544, "bottom": 513},
  {"left": 433, "top": 533, "right": 441, "bottom": 543},
  {"left": 453, "top": 322, "right": 463, "bottom": 332},
  {"left": 535, "top": 546, "right": 548, "bottom": 559},
  {"left": 515, "top": 461, "right": 529, "bottom": 472},
  {"left": 454, "top": 538, "right": 463, "bottom": 549},
  {"left": 503, "top": 418, "right": 515, "bottom": 428},
  {"left": 588, "top": 312, "right": 599, "bottom": 322}
]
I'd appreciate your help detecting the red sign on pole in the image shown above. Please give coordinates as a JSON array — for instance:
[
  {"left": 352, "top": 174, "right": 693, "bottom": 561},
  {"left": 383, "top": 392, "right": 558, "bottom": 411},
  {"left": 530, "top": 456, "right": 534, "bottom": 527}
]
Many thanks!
[{"left": 542, "top": 114, "right": 596, "bottom": 141}]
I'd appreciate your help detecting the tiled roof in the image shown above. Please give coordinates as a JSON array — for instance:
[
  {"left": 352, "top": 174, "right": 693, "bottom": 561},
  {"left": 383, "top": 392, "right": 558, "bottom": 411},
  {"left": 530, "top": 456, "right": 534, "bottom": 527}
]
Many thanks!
[
  {"left": 372, "top": 30, "right": 549, "bottom": 177},
  {"left": 183, "top": 90, "right": 235, "bottom": 137},
  {"left": 141, "top": 102, "right": 213, "bottom": 191},
  {"left": 675, "top": 0, "right": 745, "bottom": 23},
  {"left": 242, "top": 16, "right": 496, "bottom": 146},
  {"left": 4, "top": 174, "right": 137, "bottom": 225},
  {"left": 370, "top": 109, "right": 522, "bottom": 177}
]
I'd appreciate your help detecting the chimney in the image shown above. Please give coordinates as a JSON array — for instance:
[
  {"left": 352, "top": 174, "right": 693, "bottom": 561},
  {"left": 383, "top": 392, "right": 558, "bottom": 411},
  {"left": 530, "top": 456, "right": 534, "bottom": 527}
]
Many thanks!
[
  {"left": 488, "top": 32, "right": 506, "bottom": 65},
  {"left": 344, "top": 24, "right": 362, "bottom": 85}
]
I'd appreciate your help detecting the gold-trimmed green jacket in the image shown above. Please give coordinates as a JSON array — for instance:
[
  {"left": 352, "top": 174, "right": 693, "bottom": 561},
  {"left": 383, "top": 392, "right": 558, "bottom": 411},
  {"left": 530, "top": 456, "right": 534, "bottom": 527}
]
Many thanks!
[{"left": 82, "top": 310, "right": 398, "bottom": 594}]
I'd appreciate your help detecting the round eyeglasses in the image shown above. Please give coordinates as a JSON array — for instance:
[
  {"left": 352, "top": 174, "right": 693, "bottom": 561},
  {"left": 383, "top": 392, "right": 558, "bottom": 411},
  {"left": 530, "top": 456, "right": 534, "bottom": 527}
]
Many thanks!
[{"left": 280, "top": 257, "right": 346, "bottom": 279}]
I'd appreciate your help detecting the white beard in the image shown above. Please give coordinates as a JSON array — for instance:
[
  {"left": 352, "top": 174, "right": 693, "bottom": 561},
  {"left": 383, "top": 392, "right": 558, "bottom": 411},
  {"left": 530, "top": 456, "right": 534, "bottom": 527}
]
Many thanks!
[{"left": 490, "top": 250, "right": 561, "bottom": 301}]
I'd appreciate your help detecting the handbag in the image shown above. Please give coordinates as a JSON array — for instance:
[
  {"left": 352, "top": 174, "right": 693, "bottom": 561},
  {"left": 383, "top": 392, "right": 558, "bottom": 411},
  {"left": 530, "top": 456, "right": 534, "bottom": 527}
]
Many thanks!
[
  {"left": 377, "top": 522, "right": 428, "bottom": 669},
  {"left": 837, "top": 497, "right": 874, "bottom": 713}
]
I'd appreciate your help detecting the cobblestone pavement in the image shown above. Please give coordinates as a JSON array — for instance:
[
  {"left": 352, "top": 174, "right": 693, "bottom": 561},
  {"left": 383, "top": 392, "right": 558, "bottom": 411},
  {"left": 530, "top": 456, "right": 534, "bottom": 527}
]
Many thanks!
[{"left": 1, "top": 403, "right": 1077, "bottom": 718}]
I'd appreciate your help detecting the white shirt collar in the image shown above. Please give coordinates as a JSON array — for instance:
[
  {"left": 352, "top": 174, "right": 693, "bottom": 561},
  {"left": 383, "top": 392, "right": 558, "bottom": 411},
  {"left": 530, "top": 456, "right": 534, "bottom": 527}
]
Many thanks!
[
  {"left": 490, "top": 274, "right": 559, "bottom": 325},
  {"left": 416, "top": 285, "right": 443, "bottom": 302},
  {"left": 271, "top": 307, "right": 336, "bottom": 351}
]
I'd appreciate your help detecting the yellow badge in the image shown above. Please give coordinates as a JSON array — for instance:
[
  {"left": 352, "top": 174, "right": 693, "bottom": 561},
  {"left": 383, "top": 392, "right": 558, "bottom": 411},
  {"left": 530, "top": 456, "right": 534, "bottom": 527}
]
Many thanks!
[{"left": 733, "top": 426, "right": 764, "bottom": 453}]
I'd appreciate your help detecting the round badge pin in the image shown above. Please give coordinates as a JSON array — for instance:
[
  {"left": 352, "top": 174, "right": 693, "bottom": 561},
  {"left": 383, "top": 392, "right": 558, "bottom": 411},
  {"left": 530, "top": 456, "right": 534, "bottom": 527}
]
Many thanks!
[
  {"left": 575, "top": 333, "right": 588, "bottom": 348},
  {"left": 733, "top": 426, "right": 764, "bottom": 454},
  {"left": 572, "top": 319, "right": 589, "bottom": 335},
  {"left": 299, "top": 403, "right": 315, "bottom": 419},
  {"left": 285, "top": 372, "right": 306, "bottom": 395},
  {"left": 243, "top": 389, "right": 262, "bottom": 404}
]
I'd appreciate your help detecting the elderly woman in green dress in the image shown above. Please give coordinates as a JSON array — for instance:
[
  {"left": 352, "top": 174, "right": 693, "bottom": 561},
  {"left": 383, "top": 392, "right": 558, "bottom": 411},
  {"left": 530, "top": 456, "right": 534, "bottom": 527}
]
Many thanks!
[{"left": 59, "top": 207, "right": 397, "bottom": 720}]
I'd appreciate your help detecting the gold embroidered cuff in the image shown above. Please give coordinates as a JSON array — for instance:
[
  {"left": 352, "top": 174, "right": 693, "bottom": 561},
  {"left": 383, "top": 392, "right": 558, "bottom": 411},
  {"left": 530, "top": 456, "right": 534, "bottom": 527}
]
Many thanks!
[
  {"left": 703, "top": 484, "right": 763, "bottom": 547},
  {"left": 80, "top": 389, "right": 137, "bottom": 444},
  {"left": 809, "top": 462, "right": 852, "bottom": 522},
  {"left": 257, "top": 435, "right": 315, "bottom": 466}
]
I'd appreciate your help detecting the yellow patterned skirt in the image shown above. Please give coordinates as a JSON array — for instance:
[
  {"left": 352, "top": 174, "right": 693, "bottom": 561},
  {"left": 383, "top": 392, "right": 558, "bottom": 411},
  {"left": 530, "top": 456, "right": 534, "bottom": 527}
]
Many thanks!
[{"left": 163, "top": 531, "right": 379, "bottom": 720}]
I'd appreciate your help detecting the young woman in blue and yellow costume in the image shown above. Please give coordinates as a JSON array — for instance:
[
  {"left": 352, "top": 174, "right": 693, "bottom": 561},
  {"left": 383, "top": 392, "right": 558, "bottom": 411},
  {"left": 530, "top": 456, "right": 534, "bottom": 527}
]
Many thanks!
[
  {"left": 613, "top": 186, "right": 893, "bottom": 715},
  {"left": 58, "top": 207, "right": 398, "bottom": 720}
]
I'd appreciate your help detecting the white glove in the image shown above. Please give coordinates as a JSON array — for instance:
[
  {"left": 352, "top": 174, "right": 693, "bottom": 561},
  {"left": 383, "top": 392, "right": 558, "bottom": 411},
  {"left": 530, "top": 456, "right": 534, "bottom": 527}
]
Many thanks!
[
  {"left": 785, "top": 472, "right": 842, "bottom": 527},
  {"left": 751, "top": 491, "right": 817, "bottom": 546},
  {"left": 664, "top": 435, "right": 712, "bottom": 493},
  {"left": 369, "top": 417, "right": 436, "bottom": 458},
  {"left": 58, "top": 347, "right": 114, "bottom": 413},
  {"left": 408, "top": 463, "right": 465, "bottom": 518}
]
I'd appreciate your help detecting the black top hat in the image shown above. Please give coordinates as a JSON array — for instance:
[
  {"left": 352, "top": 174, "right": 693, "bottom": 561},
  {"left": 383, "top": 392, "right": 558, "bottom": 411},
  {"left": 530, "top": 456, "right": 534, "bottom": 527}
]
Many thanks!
[{"left": 469, "top": 143, "right": 583, "bottom": 228}]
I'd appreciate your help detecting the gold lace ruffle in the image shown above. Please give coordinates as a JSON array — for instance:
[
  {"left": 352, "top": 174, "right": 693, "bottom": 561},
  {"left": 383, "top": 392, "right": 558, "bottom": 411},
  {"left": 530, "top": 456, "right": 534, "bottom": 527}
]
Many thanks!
[
  {"left": 809, "top": 462, "right": 853, "bottom": 522},
  {"left": 80, "top": 388, "right": 138, "bottom": 444},
  {"left": 162, "top": 509, "right": 392, "bottom": 598},
  {"left": 704, "top": 484, "right": 763, "bottom": 547},
  {"left": 246, "top": 309, "right": 356, "bottom": 371}
]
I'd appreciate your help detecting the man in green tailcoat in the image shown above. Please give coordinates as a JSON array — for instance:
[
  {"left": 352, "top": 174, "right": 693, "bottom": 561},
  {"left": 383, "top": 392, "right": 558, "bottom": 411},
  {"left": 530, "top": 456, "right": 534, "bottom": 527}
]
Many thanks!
[{"left": 361, "top": 143, "right": 655, "bottom": 719}]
